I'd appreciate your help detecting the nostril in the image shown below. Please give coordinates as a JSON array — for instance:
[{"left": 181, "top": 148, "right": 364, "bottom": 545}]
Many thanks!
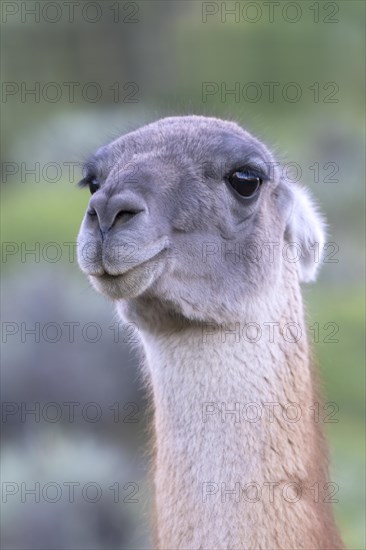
[
  {"left": 87, "top": 195, "right": 145, "bottom": 237},
  {"left": 114, "top": 209, "right": 142, "bottom": 225}
]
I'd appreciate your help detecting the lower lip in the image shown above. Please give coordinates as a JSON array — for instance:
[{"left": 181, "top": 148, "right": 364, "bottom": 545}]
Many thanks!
[
  {"left": 93, "top": 248, "right": 168, "bottom": 280},
  {"left": 95, "top": 272, "right": 122, "bottom": 280}
]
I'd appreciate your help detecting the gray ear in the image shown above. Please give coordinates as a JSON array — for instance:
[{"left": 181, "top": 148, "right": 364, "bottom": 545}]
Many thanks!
[{"left": 283, "top": 184, "right": 326, "bottom": 283}]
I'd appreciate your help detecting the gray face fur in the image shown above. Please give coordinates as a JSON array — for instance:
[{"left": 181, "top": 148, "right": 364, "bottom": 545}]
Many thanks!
[{"left": 77, "top": 116, "right": 324, "bottom": 324}]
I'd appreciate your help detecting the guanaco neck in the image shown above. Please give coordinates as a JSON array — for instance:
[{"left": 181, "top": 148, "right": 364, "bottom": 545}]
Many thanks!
[{"left": 120, "top": 276, "right": 343, "bottom": 550}]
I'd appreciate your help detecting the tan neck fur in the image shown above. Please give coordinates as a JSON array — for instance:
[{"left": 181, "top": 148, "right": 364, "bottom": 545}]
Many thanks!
[{"left": 130, "top": 271, "right": 343, "bottom": 550}]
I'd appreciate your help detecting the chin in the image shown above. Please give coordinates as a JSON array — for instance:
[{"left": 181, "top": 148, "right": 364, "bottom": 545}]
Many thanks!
[{"left": 89, "top": 260, "right": 164, "bottom": 300}]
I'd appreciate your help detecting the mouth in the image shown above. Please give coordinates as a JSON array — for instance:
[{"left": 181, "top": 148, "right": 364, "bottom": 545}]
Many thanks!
[
  {"left": 83, "top": 235, "right": 169, "bottom": 277},
  {"left": 93, "top": 246, "right": 169, "bottom": 280},
  {"left": 88, "top": 246, "right": 169, "bottom": 299}
]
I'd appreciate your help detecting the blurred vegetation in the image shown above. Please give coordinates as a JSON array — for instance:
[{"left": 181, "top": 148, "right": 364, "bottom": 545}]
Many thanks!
[{"left": 1, "top": 1, "right": 365, "bottom": 548}]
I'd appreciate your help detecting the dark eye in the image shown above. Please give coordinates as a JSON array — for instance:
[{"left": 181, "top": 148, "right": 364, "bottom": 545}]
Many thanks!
[
  {"left": 88, "top": 177, "right": 100, "bottom": 195},
  {"left": 227, "top": 170, "right": 262, "bottom": 198}
]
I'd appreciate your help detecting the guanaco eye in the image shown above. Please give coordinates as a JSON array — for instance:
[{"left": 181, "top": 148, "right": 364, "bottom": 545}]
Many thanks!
[
  {"left": 88, "top": 177, "right": 100, "bottom": 195},
  {"left": 228, "top": 170, "right": 262, "bottom": 198}
]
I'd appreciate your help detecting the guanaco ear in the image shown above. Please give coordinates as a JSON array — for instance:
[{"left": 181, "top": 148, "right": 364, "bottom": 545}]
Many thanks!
[{"left": 282, "top": 184, "right": 326, "bottom": 283}]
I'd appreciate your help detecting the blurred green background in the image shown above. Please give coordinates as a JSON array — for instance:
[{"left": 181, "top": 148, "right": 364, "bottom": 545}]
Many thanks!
[{"left": 1, "top": 1, "right": 365, "bottom": 548}]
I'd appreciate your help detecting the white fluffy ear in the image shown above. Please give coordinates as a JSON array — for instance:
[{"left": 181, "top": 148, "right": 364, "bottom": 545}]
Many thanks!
[{"left": 284, "top": 185, "right": 326, "bottom": 283}]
